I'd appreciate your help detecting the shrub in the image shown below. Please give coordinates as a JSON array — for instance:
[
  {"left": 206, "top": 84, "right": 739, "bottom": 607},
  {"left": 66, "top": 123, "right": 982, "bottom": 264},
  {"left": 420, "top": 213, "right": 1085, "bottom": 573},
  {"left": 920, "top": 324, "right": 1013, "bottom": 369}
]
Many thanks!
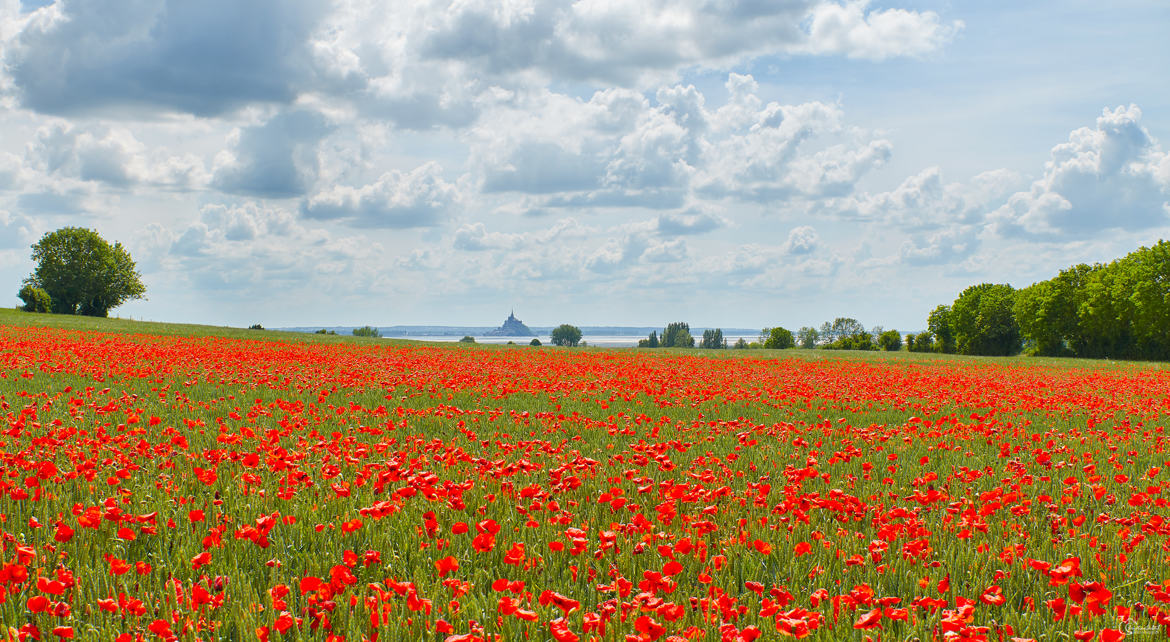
[
  {"left": 314, "top": 329, "right": 337, "bottom": 335},
  {"left": 529, "top": 338, "right": 542, "bottom": 346},
  {"left": 249, "top": 324, "right": 264, "bottom": 330},
  {"left": 733, "top": 338, "right": 748, "bottom": 349},
  {"left": 18, "top": 284, "right": 52, "bottom": 313},
  {"left": 352, "top": 326, "right": 380, "bottom": 338},
  {"left": 459, "top": 335, "right": 476, "bottom": 343}
]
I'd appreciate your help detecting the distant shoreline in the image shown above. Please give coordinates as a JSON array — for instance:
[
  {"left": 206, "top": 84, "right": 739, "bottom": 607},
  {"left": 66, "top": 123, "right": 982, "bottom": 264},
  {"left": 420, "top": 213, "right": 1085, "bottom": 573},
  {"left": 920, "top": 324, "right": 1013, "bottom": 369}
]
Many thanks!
[{"left": 279, "top": 325, "right": 764, "bottom": 337}]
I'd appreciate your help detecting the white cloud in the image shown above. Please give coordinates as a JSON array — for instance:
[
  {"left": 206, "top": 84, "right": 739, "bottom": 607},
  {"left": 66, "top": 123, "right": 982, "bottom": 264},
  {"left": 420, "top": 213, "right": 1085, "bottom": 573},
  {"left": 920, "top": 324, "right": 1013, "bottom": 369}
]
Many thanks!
[
  {"left": 799, "top": 1, "right": 964, "bottom": 60},
  {"left": 829, "top": 166, "right": 1023, "bottom": 228},
  {"left": 159, "top": 202, "right": 381, "bottom": 297},
  {"left": 471, "top": 75, "right": 891, "bottom": 210},
  {"left": 301, "top": 161, "right": 458, "bottom": 228},
  {"left": 784, "top": 225, "right": 819, "bottom": 255},
  {"left": 27, "top": 122, "right": 207, "bottom": 189},
  {"left": 989, "top": 105, "right": 1170, "bottom": 237}
]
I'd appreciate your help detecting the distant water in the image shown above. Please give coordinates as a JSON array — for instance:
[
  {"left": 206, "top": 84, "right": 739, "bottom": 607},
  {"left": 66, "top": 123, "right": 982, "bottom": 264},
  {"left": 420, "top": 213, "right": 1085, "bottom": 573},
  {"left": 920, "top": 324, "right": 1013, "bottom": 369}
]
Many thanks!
[{"left": 396, "top": 335, "right": 758, "bottom": 348}]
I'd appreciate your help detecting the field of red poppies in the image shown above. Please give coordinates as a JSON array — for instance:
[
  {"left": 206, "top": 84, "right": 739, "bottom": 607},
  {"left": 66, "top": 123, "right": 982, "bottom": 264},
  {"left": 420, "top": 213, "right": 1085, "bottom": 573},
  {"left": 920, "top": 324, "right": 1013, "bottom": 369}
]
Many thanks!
[{"left": 1, "top": 324, "right": 1168, "bottom": 641}]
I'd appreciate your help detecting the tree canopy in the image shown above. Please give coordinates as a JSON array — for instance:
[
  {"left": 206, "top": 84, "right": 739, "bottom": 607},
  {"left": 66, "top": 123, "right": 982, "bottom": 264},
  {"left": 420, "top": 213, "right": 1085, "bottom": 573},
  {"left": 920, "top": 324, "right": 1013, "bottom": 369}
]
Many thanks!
[
  {"left": 550, "top": 324, "right": 582, "bottom": 347},
  {"left": 762, "top": 326, "right": 794, "bottom": 349},
  {"left": 660, "top": 322, "right": 694, "bottom": 348},
  {"left": 1013, "top": 241, "right": 1170, "bottom": 360},
  {"left": 949, "top": 283, "right": 1021, "bottom": 356},
  {"left": 23, "top": 227, "right": 145, "bottom": 317}
]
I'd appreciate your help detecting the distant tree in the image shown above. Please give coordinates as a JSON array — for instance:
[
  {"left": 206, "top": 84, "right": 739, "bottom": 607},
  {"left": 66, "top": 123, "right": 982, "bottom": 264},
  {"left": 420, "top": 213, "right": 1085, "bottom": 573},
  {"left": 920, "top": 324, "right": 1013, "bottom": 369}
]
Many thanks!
[
  {"left": 249, "top": 324, "right": 264, "bottom": 330},
  {"left": 763, "top": 327, "right": 794, "bottom": 349},
  {"left": 23, "top": 227, "right": 146, "bottom": 317},
  {"left": 796, "top": 326, "right": 819, "bottom": 349},
  {"left": 660, "top": 322, "right": 694, "bottom": 348},
  {"left": 827, "top": 331, "right": 876, "bottom": 351},
  {"left": 817, "top": 321, "right": 833, "bottom": 344},
  {"left": 18, "top": 284, "right": 52, "bottom": 313},
  {"left": 646, "top": 330, "right": 659, "bottom": 348},
  {"left": 831, "top": 318, "right": 865, "bottom": 340},
  {"left": 579, "top": 340, "right": 588, "bottom": 347},
  {"left": 913, "top": 332, "right": 934, "bottom": 352},
  {"left": 459, "top": 335, "right": 476, "bottom": 343},
  {"left": 818, "top": 318, "right": 872, "bottom": 350},
  {"left": 353, "top": 326, "right": 381, "bottom": 338},
  {"left": 927, "top": 305, "right": 955, "bottom": 353},
  {"left": 529, "top": 338, "right": 542, "bottom": 346},
  {"left": 877, "top": 329, "right": 902, "bottom": 351},
  {"left": 551, "top": 324, "right": 582, "bottom": 347},
  {"left": 314, "top": 328, "right": 337, "bottom": 335},
  {"left": 905, "top": 333, "right": 916, "bottom": 351},
  {"left": 701, "top": 328, "right": 725, "bottom": 349},
  {"left": 950, "top": 283, "right": 1021, "bottom": 356},
  {"left": 733, "top": 337, "right": 748, "bottom": 349}
]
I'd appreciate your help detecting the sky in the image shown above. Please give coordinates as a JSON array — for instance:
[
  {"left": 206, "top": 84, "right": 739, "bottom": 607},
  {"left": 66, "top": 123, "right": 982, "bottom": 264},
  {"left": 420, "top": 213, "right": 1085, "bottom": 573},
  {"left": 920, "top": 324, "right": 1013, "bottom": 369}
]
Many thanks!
[{"left": 1, "top": 0, "right": 1168, "bottom": 331}]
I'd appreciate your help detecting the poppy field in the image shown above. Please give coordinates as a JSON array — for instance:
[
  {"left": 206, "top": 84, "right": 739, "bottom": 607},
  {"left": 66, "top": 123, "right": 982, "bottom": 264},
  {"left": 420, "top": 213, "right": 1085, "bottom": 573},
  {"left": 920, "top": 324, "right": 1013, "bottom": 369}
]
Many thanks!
[{"left": 1, "top": 324, "right": 1169, "bottom": 641}]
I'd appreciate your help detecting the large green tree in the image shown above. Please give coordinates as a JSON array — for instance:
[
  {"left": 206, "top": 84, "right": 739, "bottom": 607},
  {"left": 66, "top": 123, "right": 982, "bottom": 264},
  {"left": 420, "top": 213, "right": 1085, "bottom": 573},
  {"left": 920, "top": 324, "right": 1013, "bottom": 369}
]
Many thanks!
[
  {"left": 950, "top": 283, "right": 1021, "bottom": 356},
  {"left": 23, "top": 227, "right": 146, "bottom": 317}
]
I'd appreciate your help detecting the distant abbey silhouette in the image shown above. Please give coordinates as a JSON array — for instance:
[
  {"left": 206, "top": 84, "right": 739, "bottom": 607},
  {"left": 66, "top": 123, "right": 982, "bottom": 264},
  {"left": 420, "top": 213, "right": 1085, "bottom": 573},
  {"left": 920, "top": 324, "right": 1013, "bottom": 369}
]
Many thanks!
[{"left": 485, "top": 310, "right": 536, "bottom": 337}]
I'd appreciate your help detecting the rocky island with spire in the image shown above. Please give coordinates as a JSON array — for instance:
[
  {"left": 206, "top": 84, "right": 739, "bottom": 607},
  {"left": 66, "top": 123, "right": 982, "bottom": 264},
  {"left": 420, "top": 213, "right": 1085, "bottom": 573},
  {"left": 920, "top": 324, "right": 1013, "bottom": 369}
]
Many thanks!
[{"left": 485, "top": 310, "right": 536, "bottom": 337}]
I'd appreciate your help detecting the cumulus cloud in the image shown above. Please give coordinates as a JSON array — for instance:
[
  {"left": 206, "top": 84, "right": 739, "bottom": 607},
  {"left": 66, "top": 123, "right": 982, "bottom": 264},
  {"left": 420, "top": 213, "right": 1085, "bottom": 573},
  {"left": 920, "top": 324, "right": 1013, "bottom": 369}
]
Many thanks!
[
  {"left": 697, "top": 96, "right": 892, "bottom": 201},
  {"left": 4, "top": 0, "right": 329, "bottom": 117},
  {"left": 212, "top": 109, "right": 333, "bottom": 198},
  {"left": 784, "top": 225, "right": 819, "bottom": 255},
  {"left": 160, "top": 202, "right": 380, "bottom": 296},
  {"left": 472, "top": 75, "right": 891, "bottom": 210},
  {"left": 27, "top": 122, "right": 207, "bottom": 189},
  {"left": 301, "top": 162, "right": 458, "bottom": 228},
  {"left": 989, "top": 105, "right": 1170, "bottom": 237},
  {"left": 171, "top": 203, "right": 299, "bottom": 257},
  {"left": 798, "top": 1, "right": 964, "bottom": 60},
  {"left": 829, "top": 166, "right": 1023, "bottom": 228},
  {"left": 418, "top": 0, "right": 959, "bottom": 84}
]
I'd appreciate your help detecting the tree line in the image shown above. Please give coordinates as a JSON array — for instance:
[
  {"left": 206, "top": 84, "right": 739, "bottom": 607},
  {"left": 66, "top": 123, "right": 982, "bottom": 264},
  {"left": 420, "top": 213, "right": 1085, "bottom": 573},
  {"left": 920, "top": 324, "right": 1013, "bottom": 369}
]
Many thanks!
[
  {"left": 637, "top": 319, "right": 906, "bottom": 351},
  {"left": 915, "top": 240, "right": 1169, "bottom": 360}
]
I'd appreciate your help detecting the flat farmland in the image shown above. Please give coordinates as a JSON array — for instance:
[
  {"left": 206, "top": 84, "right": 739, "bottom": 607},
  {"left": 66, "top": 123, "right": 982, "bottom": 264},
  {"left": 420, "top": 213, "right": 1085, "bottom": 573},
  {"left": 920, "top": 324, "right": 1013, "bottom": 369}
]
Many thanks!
[{"left": 1, "top": 315, "right": 1168, "bottom": 641}]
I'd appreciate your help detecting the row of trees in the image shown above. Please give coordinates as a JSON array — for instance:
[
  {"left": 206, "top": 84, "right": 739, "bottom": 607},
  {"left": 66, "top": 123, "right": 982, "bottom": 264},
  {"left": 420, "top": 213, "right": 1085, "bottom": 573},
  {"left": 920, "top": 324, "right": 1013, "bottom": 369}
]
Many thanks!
[
  {"left": 920, "top": 241, "right": 1170, "bottom": 359},
  {"left": 634, "top": 319, "right": 905, "bottom": 352}
]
